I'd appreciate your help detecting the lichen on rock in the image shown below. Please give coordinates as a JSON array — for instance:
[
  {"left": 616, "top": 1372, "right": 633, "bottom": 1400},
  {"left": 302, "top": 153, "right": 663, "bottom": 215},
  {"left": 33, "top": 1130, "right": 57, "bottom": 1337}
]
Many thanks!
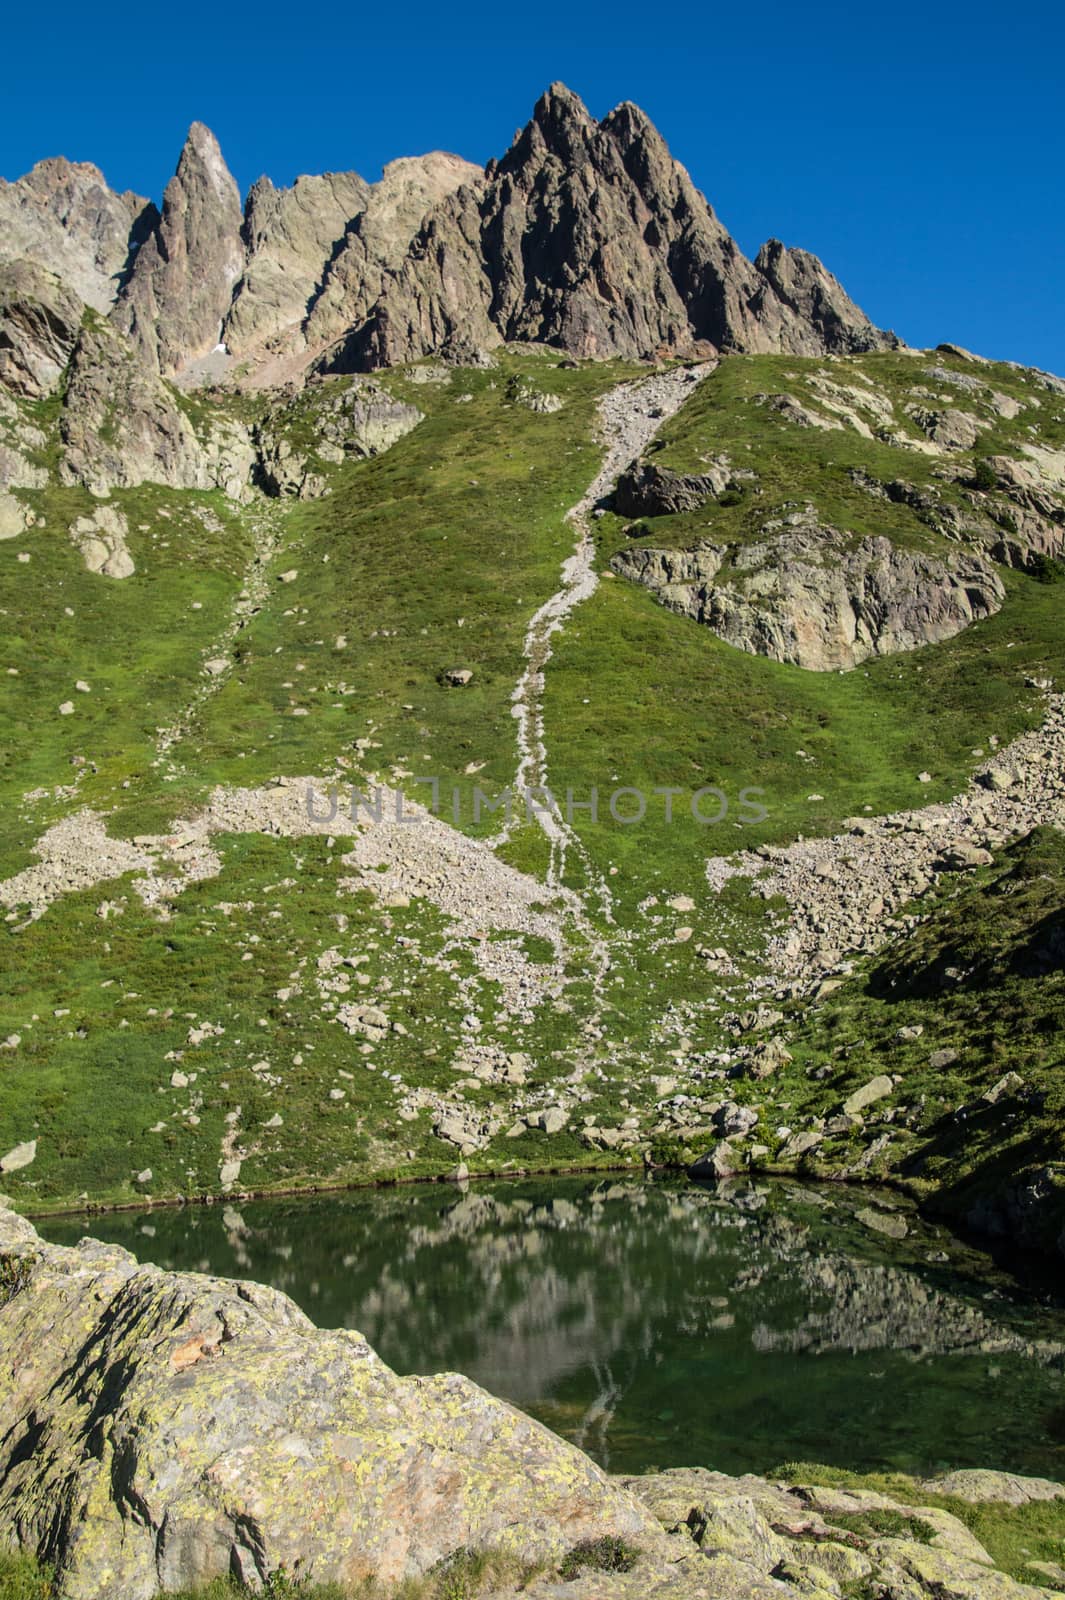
[{"left": 0, "top": 1206, "right": 656, "bottom": 1598}]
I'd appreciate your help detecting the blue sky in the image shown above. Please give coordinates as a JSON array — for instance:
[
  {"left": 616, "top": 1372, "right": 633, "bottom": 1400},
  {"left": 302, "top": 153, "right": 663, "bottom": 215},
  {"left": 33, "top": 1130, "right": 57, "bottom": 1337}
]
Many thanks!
[{"left": 3, "top": 0, "right": 1062, "bottom": 373}]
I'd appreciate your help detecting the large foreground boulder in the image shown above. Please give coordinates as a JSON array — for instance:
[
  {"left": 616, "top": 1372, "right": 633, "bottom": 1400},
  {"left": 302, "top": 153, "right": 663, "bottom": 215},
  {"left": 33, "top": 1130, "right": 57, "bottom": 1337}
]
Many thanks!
[{"left": 0, "top": 1206, "right": 656, "bottom": 1598}]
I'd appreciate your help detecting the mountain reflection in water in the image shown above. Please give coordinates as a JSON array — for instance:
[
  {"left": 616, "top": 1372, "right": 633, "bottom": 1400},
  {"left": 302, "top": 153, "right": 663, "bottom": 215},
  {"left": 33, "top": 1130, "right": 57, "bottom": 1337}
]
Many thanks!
[{"left": 41, "top": 1177, "right": 1065, "bottom": 1479}]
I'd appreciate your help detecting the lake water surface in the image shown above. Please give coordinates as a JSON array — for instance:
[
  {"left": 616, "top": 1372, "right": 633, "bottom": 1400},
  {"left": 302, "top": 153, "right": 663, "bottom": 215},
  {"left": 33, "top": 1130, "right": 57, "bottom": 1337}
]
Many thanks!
[{"left": 40, "top": 1176, "right": 1065, "bottom": 1480}]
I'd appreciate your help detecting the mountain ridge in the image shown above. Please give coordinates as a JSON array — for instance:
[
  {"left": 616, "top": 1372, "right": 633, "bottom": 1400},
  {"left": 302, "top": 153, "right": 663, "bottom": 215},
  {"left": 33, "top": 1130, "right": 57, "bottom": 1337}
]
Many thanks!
[{"left": 0, "top": 83, "right": 895, "bottom": 386}]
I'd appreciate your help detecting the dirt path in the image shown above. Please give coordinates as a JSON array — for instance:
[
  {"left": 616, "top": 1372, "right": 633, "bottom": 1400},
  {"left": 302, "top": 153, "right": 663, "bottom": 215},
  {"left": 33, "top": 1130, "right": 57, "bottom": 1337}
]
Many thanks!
[{"left": 502, "top": 363, "right": 715, "bottom": 902}]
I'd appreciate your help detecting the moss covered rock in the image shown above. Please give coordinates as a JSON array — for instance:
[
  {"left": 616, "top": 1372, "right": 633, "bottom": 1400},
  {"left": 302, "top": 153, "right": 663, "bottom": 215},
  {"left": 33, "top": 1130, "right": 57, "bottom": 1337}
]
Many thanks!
[{"left": 0, "top": 1206, "right": 656, "bottom": 1598}]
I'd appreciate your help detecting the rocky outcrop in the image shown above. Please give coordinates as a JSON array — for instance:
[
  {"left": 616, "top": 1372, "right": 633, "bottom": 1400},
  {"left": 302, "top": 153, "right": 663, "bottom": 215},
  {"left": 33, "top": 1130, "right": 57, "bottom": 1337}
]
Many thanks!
[
  {"left": 0, "top": 409, "right": 46, "bottom": 528},
  {"left": 0, "top": 391, "right": 48, "bottom": 491},
  {"left": 69, "top": 504, "right": 136, "bottom": 578},
  {"left": 614, "top": 456, "right": 743, "bottom": 517},
  {"left": 59, "top": 318, "right": 253, "bottom": 497},
  {"left": 0, "top": 258, "right": 85, "bottom": 397},
  {"left": 0, "top": 1205, "right": 656, "bottom": 1598},
  {"left": 223, "top": 170, "right": 369, "bottom": 356},
  {"left": 848, "top": 462, "right": 1065, "bottom": 574},
  {"left": 253, "top": 379, "right": 424, "bottom": 496},
  {"left": 305, "top": 152, "right": 484, "bottom": 366},
  {"left": 906, "top": 403, "right": 983, "bottom": 450},
  {"left": 341, "top": 85, "right": 893, "bottom": 371},
  {"left": 115, "top": 123, "right": 245, "bottom": 375},
  {"left": 615, "top": 1468, "right": 1063, "bottom": 1600},
  {"left": 753, "top": 237, "right": 893, "bottom": 356},
  {"left": 0, "top": 157, "right": 156, "bottom": 311},
  {"left": 613, "top": 507, "right": 1004, "bottom": 670},
  {"left": 976, "top": 453, "right": 1065, "bottom": 567},
  {"left": 0, "top": 490, "right": 27, "bottom": 538}
]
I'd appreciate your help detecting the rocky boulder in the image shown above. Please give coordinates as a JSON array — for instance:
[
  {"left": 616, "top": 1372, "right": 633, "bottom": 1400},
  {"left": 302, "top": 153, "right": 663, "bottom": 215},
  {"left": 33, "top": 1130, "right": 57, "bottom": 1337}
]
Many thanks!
[
  {"left": 0, "top": 258, "right": 84, "bottom": 397},
  {"left": 68, "top": 504, "right": 136, "bottom": 578},
  {"left": 843, "top": 1074, "right": 895, "bottom": 1117},
  {"left": 0, "top": 1206, "right": 657, "bottom": 1598},
  {"left": 0, "top": 490, "right": 27, "bottom": 539},
  {"left": 920, "top": 1470, "right": 1065, "bottom": 1506},
  {"left": 614, "top": 457, "right": 738, "bottom": 516}
]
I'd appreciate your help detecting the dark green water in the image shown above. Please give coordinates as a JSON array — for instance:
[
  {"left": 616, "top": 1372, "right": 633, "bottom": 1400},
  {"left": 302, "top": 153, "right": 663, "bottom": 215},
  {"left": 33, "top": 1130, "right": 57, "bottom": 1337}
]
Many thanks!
[{"left": 40, "top": 1177, "right": 1065, "bottom": 1480}]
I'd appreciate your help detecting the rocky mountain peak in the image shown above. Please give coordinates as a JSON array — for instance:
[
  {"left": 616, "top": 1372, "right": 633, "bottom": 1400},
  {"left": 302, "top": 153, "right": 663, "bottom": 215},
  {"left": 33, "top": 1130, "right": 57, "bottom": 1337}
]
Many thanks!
[
  {"left": 599, "top": 98, "right": 663, "bottom": 154},
  {"left": 224, "top": 168, "right": 369, "bottom": 358},
  {"left": 597, "top": 100, "right": 688, "bottom": 200},
  {"left": 2, "top": 89, "right": 894, "bottom": 385},
  {"left": 753, "top": 237, "right": 893, "bottom": 355},
  {"left": 329, "top": 85, "right": 893, "bottom": 371},
  {"left": 366, "top": 153, "right": 482, "bottom": 239},
  {"left": 300, "top": 151, "right": 483, "bottom": 365},
  {"left": 176, "top": 121, "right": 239, "bottom": 207},
  {"left": 511, "top": 81, "right": 597, "bottom": 164},
  {"left": 114, "top": 121, "right": 244, "bottom": 374},
  {"left": 0, "top": 156, "right": 156, "bottom": 311}
]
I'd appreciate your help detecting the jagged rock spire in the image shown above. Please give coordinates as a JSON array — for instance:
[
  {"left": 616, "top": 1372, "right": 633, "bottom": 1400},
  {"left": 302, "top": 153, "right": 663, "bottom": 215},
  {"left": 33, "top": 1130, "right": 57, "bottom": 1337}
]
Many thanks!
[{"left": 114, "top": 122, "right": 244, "bottom": 374}]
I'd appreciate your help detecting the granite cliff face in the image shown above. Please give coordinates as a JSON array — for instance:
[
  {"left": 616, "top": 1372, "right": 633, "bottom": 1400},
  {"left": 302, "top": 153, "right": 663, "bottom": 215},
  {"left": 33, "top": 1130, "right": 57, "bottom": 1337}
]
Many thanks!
[
  {"left": 0, "top": 258, "right": 84, "bottom": 397},
  {"left": 303, "top": 151, "right": 485, "bottom": 366},
  {"left": 223, "top": 168, "right": 370, "bottom": 357},
  {"left": 612, "top": 507, "right": 1006, "bottom": 671},
  {"left": 0, "top": 156, "right": 156, "bottom": 311},
  {"left": 59, "top": 317, "right": 254, "bottom": 497}
]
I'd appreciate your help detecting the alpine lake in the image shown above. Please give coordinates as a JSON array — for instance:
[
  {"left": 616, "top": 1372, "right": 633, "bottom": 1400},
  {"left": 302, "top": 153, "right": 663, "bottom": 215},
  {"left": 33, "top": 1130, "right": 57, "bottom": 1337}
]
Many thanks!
[{"left": 40, "top": 1175, "right": 1065, "bottom": 1481}]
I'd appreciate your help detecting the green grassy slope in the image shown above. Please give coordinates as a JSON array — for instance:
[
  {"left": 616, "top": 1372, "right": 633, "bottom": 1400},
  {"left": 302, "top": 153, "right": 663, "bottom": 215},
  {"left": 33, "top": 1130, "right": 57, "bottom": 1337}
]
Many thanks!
[
  {"left": 768, "top": 827, "right": 1065, "bottom": 1254},
  {"left": 1, "top": 347, "right": 1063, "bottom": 1226}
]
